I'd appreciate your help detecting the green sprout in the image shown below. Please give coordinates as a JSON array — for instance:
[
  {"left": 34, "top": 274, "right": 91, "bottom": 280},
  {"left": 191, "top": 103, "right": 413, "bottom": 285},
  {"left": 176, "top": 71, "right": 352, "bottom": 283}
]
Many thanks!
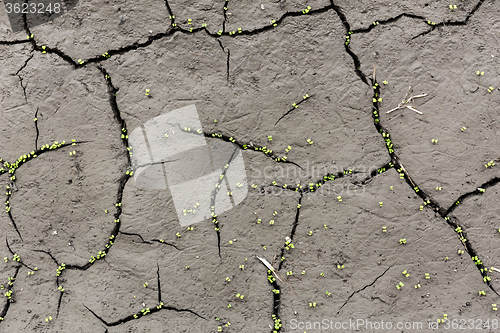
[
  {"left": 399, "top": 239, "right": 406, "bottom": 245},
  {"left": 485, "top": 160, "right": 495, "bottom": 168}
]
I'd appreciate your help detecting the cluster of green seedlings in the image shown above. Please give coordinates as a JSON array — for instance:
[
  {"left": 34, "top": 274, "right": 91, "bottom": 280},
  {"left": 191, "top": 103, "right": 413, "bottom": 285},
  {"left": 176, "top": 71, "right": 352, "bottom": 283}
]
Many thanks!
[
  {"left": 284, "top": 238, "right": 295, "bottom": 250},
  {"left": 216, "top": 318, "right": 232, "bottom": 331},
  {"left": 55, "top": 263, "right": 66, "bottom": 277},
  {"left": 302, "top": 5, "right": 312, "bottom": 14},
  {"left": 396, "top": 271, "right": 431, "bottom": 290},
  {"left": 381, "top": 132, "right": 394, "bottom": 153},
  {"left": 183, "top": 202, "right": 200, "bottom": 216},
  {"left": 436, "top": 314, "right": 449, "bottom": 324},
  {"left": 372, "top": 83, "right": 382, "bottom": 101},
  {"left": 419, "top": 198, "right": 431, "bottom": 211},
  {"left": 1, "top": 144, "right": 64, "bottom": 179},
  {"left": 485, "top": 160, "right": 495, "bottom": 168},
  {"left": 120, "top": 128, "right": 129, "bottom": 140},
  {"left": 272, "top": 314, "right": 282, "bottom": 332},
  {"left": 169, "top": 15, "right": 177, "bottom": 27},
  {"left": 455, "top": 226, "right": 467, "bottom": 244},
  {"left": 345, "top": 31, "right": 353, "bottom": 46}
]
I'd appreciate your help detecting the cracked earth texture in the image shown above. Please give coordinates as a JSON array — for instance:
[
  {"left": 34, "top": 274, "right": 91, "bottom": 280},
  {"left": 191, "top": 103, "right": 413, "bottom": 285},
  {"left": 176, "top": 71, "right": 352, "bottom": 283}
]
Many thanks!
[{"left": 0, "top": 0, "right": 499, "bottom": 332}]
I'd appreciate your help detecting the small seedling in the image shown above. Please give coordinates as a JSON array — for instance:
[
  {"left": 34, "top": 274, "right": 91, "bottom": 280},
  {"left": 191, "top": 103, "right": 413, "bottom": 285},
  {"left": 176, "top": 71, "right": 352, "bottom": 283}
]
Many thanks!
[
  {"left": 449, "top": 4, "right": 457, "bottom": 9},
  {"left": 485, "top": 160, "right": 495, "bottom": 168},
  {"left": 382, "top": 226, "right": 387, "bottom": 232},
  {"left": 225, "top": 277, "right": 231, "bottom": 282},
  {"left": 176, "top": 232, "right": 181, "bottom": 238},
  {"left": 414, "top": 284, "right": 421, "bottom": 288},
  {"left": 399, "top": 238, "right": 406, "bottom": 245},
  {"left": 487, "top": 86, "right": 495, "bottom": 93},
  {"left": 337, "top": 196, "right": 342, "bottom": 202},
  {"left": 402, "top": 270, "right": 410, "bottom": 277},
  {"left": 326, "top": 291, "right": 331, "bottom": 297},
  {"left": 306, "top": 138, "right": 313, "bottom": 145},
  {"left": 308, "top": 302, "right": 317, "bottom": 307},
  {"left": 431, "top": 139, "right": 438, "bottom": 144},
  {"left": 143, "top": 282, "right": 148, "bottom": 288},
  {"left": 461, "top": 126, "right": 467, "bottom": 132},
  {"left": 396, "top": 281, "right": 404, "bottom": 290},
  {"left": 479, "top": 290, "right": 486, "bottom": 296},
  {"left": 383, "top": 80, "right": 388, "bottom": 84},
  {"left": 268, "top": 135, "right": 272, "bottom": 141},
  {"left": 476, "top": 71, "right": 485, "bottom": 75},
  {"left": 478, "top": 188, "right": 485, "bottom": 193},
  {"left": 425, "top": 273, "right": 430, "bottom": 280},
  {"left": 379, "top": 202, "right": 383, "bottom": 207},
  {"left": 493, "top": 304, "right": 498, "bottom": 311},
  {"left": 436, "top": 186, "right": 442, "bottom": 190},
  {"left": 308, "top": 231, "right": 313, "bottom": 236}
]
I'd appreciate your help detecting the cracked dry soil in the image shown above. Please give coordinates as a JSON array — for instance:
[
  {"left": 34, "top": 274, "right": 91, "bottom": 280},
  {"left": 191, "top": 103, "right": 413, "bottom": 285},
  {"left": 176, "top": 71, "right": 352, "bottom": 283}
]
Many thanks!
[{"left": 0, "top": 0, "right": 500, "bottom": 332}]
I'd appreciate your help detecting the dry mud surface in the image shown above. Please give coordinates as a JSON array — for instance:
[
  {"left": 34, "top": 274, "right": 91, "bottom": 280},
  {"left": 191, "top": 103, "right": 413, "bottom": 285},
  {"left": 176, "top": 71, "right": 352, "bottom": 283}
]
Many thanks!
[{"left": 0, "top": 0, "right": 499, "bottom": 332}]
